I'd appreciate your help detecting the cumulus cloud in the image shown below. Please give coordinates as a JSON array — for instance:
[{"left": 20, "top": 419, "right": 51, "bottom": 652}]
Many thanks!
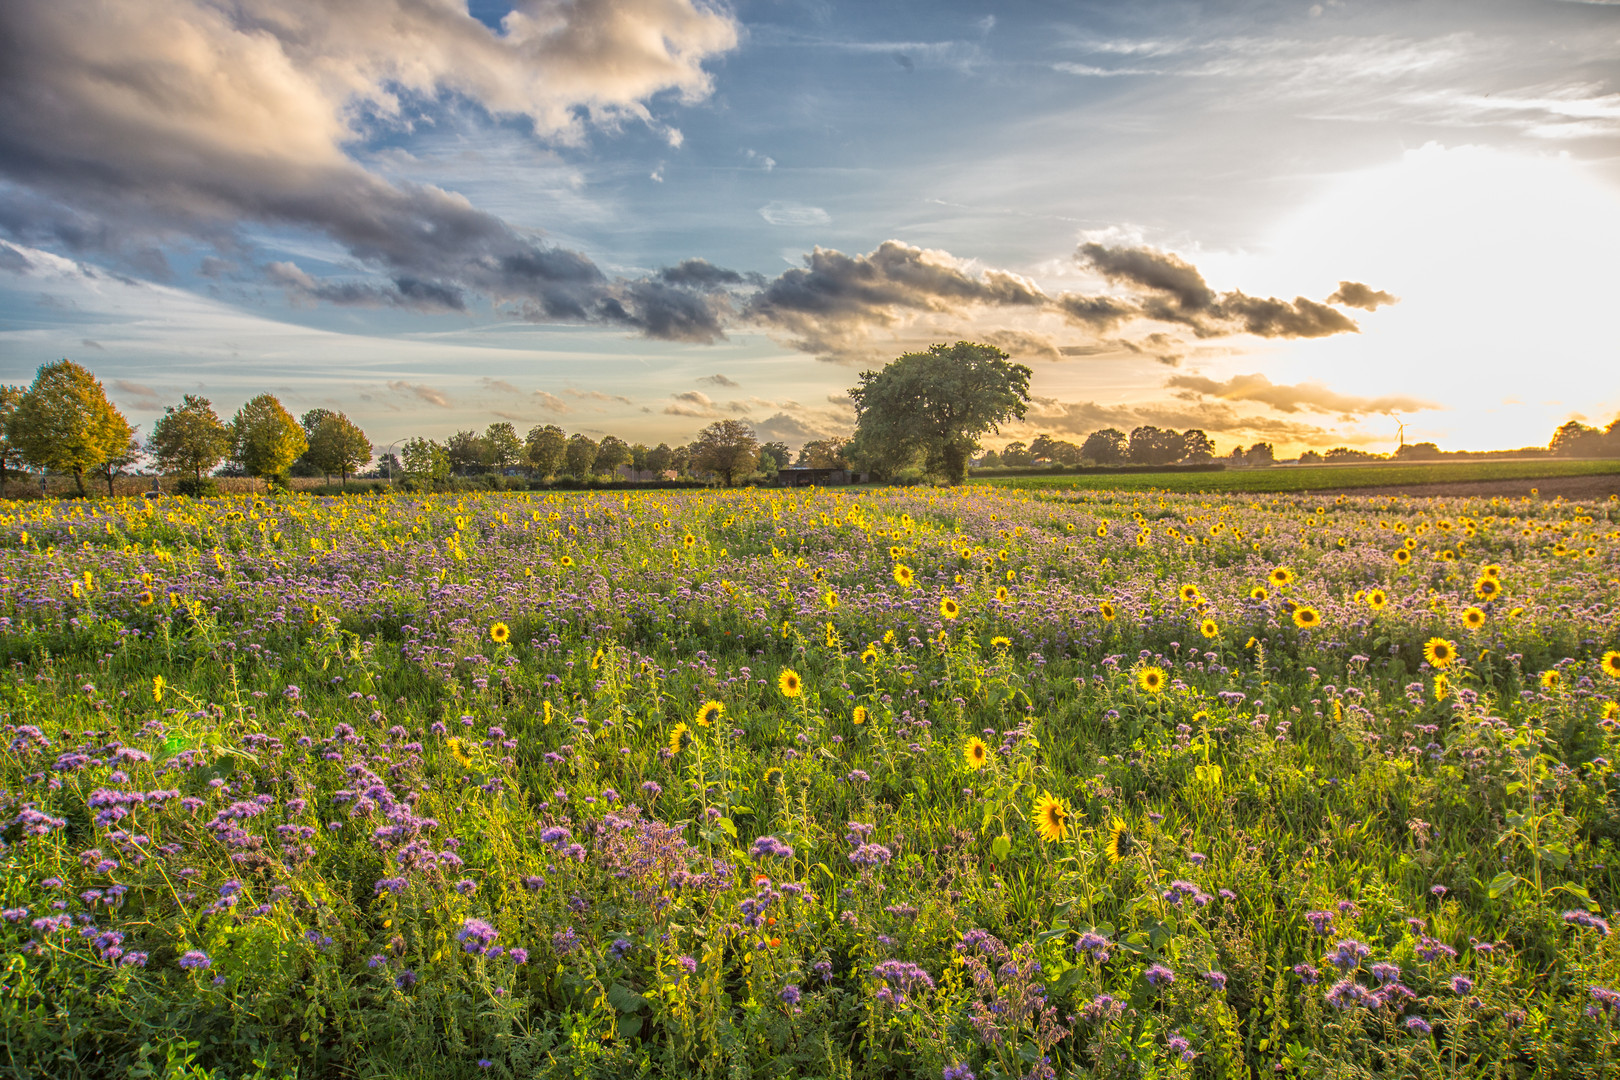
[
  {"left": 386, "top": 380, "right": 452, "bottom": 408},
  {"left": 1165, "top": 372, "right": 1440, "bottom": 417},
  {"left": 1327, "top": 280, "right": 1400, "bottom": 310},
  {"left": 697, "top": 373, "right": 740, "bottom": 387},
  {"left": 533, "top": 390, "right": 570, "bottom": 414}
]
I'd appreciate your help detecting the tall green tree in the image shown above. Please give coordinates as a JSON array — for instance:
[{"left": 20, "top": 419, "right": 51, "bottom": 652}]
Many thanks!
[
  {"left": 483, "top": 423, "right": 523, "bottom": 472},
  {"left": 0, "top": 384, "right": 24, "bottom": 487},
  {"left": 1079, "top": 428, "right": 1127, "bottom": 465},
  {"left": 401, "top": 437, "right": 450, "bottom": 484},
  {"left": 149, "top": 394, "right": 231, "bottom": 483},
  {"left": 595, "top": 435, "right": 631, "bottom": 478},
  {"left": 306, "top": 412, "right": 372, "bottom": 487},
  {"left": 231, "top": 394, "right": 306, "bottom": 486},
  {"left": 564, "top": 433, "right": 598, "bottom": 479},
  {"left": 5, "top": 360, "right": 134, "bottom": 496},
  {"left": 690, "top": 420, "right": 759, "bottom": 486},
  {"left": 446, "top": 430, "right": 487, "bottom": 475},
  {"left": 848, "top": 342, "right": 1031, "bottom": 485},
  {"left": 525, "top": 424, "right": 567, "bottom": 480}
]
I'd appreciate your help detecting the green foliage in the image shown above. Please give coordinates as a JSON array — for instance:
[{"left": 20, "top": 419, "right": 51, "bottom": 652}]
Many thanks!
[
  {"left": 230, "top": 395, "right": 306, "bottom": 483},
  {"left": 5, "top": 359, "right": 134, "bottom": 496},
  {"left": 690, "top": 420, "right": 758, "bottom": 486},
  {"left": 979, "top": 458, "right": 1620, "bottom": 495},
  {"left": 400, "top": 437, "right": 451, "bottom": 484},
  {"left": 305, "top": 413, "right": 372, "bottom": 485},
  {"left": 526, "top": 425, "right": 568, "bottom": 480},
  {"left": 150, "top": 396, "right": 232, "bottom": 484},
  {"left": 849, "top": 342, "right": 1032, "bottom": 485}
]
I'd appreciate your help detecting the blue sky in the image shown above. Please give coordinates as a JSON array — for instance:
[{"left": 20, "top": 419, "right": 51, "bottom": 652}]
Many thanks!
[{"left": 2, "top": 0, "right": 1618, "bottom": 454}]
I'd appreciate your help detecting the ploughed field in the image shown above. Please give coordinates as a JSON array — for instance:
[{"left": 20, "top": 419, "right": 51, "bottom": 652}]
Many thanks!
[{"left": 2, "top": 486, "right": 1619, "bottom": 1079}]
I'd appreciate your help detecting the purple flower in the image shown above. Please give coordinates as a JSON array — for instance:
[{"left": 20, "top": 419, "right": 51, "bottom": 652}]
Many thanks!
[
  {"left": 178, "top": 950, "right": 211, "bottom": 970},
  {"left": 943, "top": 1065, "right": 976, "bottom": 1080},
  {"left": 873, "top": 959, "right": 935, "bottom": 993},
  {"left": 551, "top": 927, "right": 579, "bottom": 955},
  {"left": 455, "top": 878, "right": 477, "bottom": 895},
  {"left": 1144, "top": 963, "right": 1175, "bottom": 988},
  {"left": 509, "top": 948, "right": 529, "bottom": 964},
  {"left": 1304, "top": 910, "right": 1335, "bottom": 935},
  {"left": 1431, "top": 884, "right": 1448, "bottom": 897},
  {"left": 1370, "top": 963, "right": 1402, "bottom": 985},
  {"left": 779, "top": 984, "right": 802, "bottom": 1005},
  {"left": 1565, "top": 910, "right": 1611, "bottom": 934},
  {"left": 1450, "top": 975, "right": 1474, "bottom": 995},
  {"left": 1082, "top": 993, "right": 1124, "bottom": 1022},
  {"left": 1202, "top": 970, "right": 1227, "bottom": 990},
  {"left": 677, "top": 955, "right": 697, "bottom": 974},
  {"left": 457, "top": 918, "right": 499, "bottom": 954},
  {"left": 395, "top": 970, "right": 417, "bottom": 989},
  {"left": 1325, "top": 979, "right": 1371, "bottom": 1010},
  {"left": 751, "top": 835, "right": 795, "bottom": 860},
  {"left": 1404, "top": 1016, "right": 1432, "bottom": 1035},
  {"left": 1328, "top": 939, "right": 1370, "bottom": 971},
  {"left": 1293, "top": 963, "right": 1320, "bottom": 985}
]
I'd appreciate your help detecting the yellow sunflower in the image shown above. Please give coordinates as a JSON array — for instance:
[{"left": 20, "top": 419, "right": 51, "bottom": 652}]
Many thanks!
[
  {"left": 1480, "top": 563, "right": 1502, "bottom": 579},
  {"left": 1178, "top": 584, "right": 1202, "bottom": 604},
  {"left": 1541, "top": 669, "right": 1562, "bottom": 690},
  {"left": 893, "top": 563, "right": 915, "bottom": 588},
  {"left": 1095, "top": 524, "right": 1108, "bottom": 538},
  {"left": 1200, "top": 618, "right": 1219, "bottom": 639},
  {"left": 778, "top": 668, "right": 803, "bottom": 698},
  {"left": 940, "top": 597, "right": 961, "bottom": 620},
  {"left": 861, "top": 644, "right": 880, "bottom": 664},
  {"left": 990, "top": 635, "right": 1011, "bottom": 650},
  {"left": 996, "top": 586, "right": 1010, "bottom": 602},
  {"left": 137, "top": 590, "right": 155, "bottom": 606},
  {"left": 1030, "top": 791, "right": 1070, "bottom": 843},
  {"left": 764, "top": 766, "right": 785, "bottom": 786},
  {"left": 1250, "top": 586, "right": 1269, "bottom": 602},
  {"left": 1104, "top": 818, "right": 1135, "bottom": 864},
  {"left": 1460, "top": 607, "right": 1486, "bottom": 630},
  {"left": 489, "top": 622, "right": 511, "bottom": 644},
  {"left": 964, "top": 737, "right": 990, "bottom": 770},
  {"left": 695, "top": 700, "right": 725, "bottom": 727},
  {"left": 446, "top": 737, "right": 473, "bottom": 768},
  {"left": 1423, "top": 637, "right": 1457, "bottom": 669},
  {"left": 1367, "top": 589, "right": 1388, "bottom": 611},
  {"left": 1137, "top": 666, "right": 1167, "bottom": 693},
  {"left": 668, "top": 722, "right": 694, "bottom": 754},
  {"left": 1601, "top": 651, "right": 1620, "bottom": 679},
  {"left": 558, "top": 555, "right": 574, "bottom": 568},
  {"left": 1269, "top": 567, "right": 1293, "bottom": 587},
  {"left": 1393, "top": 548, "right": 1412, "bottom": 566},
  {"left": 1292, "top": 606, "right": 1321, "bottom": 629},
  {"left": 1602, "top": 701, "right": 1619, "bottom": 722},
  {"left": 1099, "top": 601, "right": 1117, "bottom": 621},
  {"left": 853, "top": 705, "right": 868, "bottom": 725}
]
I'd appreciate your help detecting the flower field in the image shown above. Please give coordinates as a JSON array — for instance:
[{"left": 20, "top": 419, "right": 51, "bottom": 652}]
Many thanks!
[{"left": 2, "top": 486, "right": 1619, "bottom": 1079}]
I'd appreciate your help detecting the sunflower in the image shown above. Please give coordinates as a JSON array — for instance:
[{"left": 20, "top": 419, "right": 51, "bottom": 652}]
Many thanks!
[
  {"left": 1541, "top": 669, "right": 1562, "bottom": 690},
  {"left": 1137, "top": 666, "right": 1167, "bottom": 693},
  {"left": 1178, "top": 584, "right": 1202, "bottom": 604},
  {"left": 995, "top": 586, "right": 1010, "bottom": 603},
  {"left": 1104, "top": 818, "right": 1135, "bottom": 863},
  {"left": 1200, "top": 619, "right": 1220, "bottom": 639},
  {"left": 990, "top": 635, "right": 1011, "bottom": 649},
  {"left": 861, "top": 644, "right": 880, "bottom": 664},
  {"left": 940, "top": 597, "right": 961, "bottom": 620},
  {"left": 1423, "top": 637, "right": 1457, "bottom": 669},
  {"left": 1269, "top": 567, "right": 1293, "bottom": 587},
  {"left": 1030, "top": 791, "right": 1070, "bottom": 843},
  {"left": 1601, "top": 651, "right": 1620, "bottom": 679},
  {"left": 1292, "top": 606, "right": 1321, "bottom": 629},
  {"left": 695, "top": 700, "right": 725, "bottom": 727},
  {"left": 889, "top": 545, "right": 905, "bottom": 559},
  {"left": 1603, "top": 701, "right": 1620, "bottom": 722},
  {"left": 964, "top": 737, "right": 989, "bottom": 770},
  {"left": 1095, "top": 523, "right": 1108, "bottom": 538},
  {"left": 893, "top": 563, "right": 915, "bottom": 588},
  {"left": 764, "top": 766, "right": 784, "bottom": 787},
  {"left": 1481, "top": 563, "right": 1502, "bottom": 579},
  {"left": 824, "top": 622, "right": 840, "bottom": 648},
  {"left": 778, "top": 668, "right": 803, "bottom": 698},
  {"left": 682, "top": 534, "right": 696, "bottom": 549},
  {"left": 1472, "top": 576, "right": 1500, "bottom": 601},
  {"left": 558, "top": 555, "right": 574, "bottom": 568},
  {"left": 1367, "top": 589, "right": 1388, "bottom": 611},
  {"left": 489, "top": 622, "right": 511, "bottom": 644},
  {"left": 1393, "top": 548, "right": 1412, "bottom": 566},
  {"left": 668, "top": 723, "right": 694, "bottom": 754},
  {"left": 1250, "top": 586, "right": 1269, "bottom": 602},
  {"left": 1099, "top": 601, "right": 1117, "bottom": 621},
  {"left": 824, "top": 591, "right": 839, "bottom": 610},
  {"left": 446, "top": 737, "right": 473, "bottom": 768},
  {"left": 137, "top": 590, "right": 155, "bottom": 606},
  {"left": 1460, "top": 607, "right": 1486, "bottom": 630}
]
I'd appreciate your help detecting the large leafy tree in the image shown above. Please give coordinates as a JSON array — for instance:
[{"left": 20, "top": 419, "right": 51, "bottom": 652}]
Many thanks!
[
  {"left": 6, "top": 360, "right": 134, "bottom": 496},
  {"left": 401, "top": 437, "right": 450, "bottom": 484},
  {"left": 1079, "top": 428, "right": 1127, "bottom": 465},
  {"left": 691, "top": 419, "right": 759, "bottom": 486},
  {"left": 231, "top": 394, "right": 306, "bottom": 486},
  {"left": 564, "top": 433, "right": 598, "bottom": 478},
  {"left": 525, "top": 424, "right": 567, "bottom": 479},
  {"left": 306, "top": 412, "right": 372, "bottom": 486},
  {"left": 446, "top": 430, "right": 487, "bottom": 475},
  {"left": 483, "top": 423, "right": 523, "bottom": 472},
  {"left": 848, "top": 342, "right": 1032, "bottom": 485},
  {"left": 0, "top": 384, "right": 25, "bottom": 487},
  {"left": 595, "top": 435, "right": 631, "bottom": 478},
  {"left": 149, "top": 394, "right": 232, "bottom": 483}
]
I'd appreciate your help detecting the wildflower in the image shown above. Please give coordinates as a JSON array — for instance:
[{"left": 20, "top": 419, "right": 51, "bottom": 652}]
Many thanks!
[
  {"left": 990, "top": 635, "right": 1010, "bottom": 649},
  {"left": 943, "top": 1065, "right": 976, "bottom": 1080},
  {"left": 1250, "top": 585, "right": 1269, "bottom": 601},
  {"left": 778, "top": 669, "right": 803, "bottom": 698},
  {"left": 695, "top": 700, "right": 724, "bottom": 727},
  {"left": 860, "top": 644, "right": 879, "bottom": 664},
  {"left": 1199, "top": 618, "right": 1219, "bottom": 638},
  {"left": 1328, "top": 939, "right": 1371, "bottom": 970},
  {"left": 1404, "top": 1016, "right": 1432, "bottom": 1035},
  {"left": 1270, "top": 567, "right": 1293, "bottom": 587},
  {"left": 1325, "top": 979, "right": 1370, "bottom": 1009},
  {"left": 458, "top": 918, "right": 499, "bottom": 955},
  {"left": 1105, "top": 819, "right": 1135, "bottom": 863},
  {"left": 852, "top": 705, "right": 867, "bottom": 725},
  {"left": 1459, "top": 606, "right": 1486, "bottom": 630},
  {"left": 1602, "top": 651, "right": 1620, "bottom": 679},
  {"left": 939, "top": 597, "right": 961, "bottom": 620},
  {"left": 1423, "top": 637, "right": 1457, "bottom": 669},
  {"left": 1099, "top": 601, "right": 1117, "bottom": 621},
  {"left": 1541, "top": 669, "right": 1562, "bottom": 690},
  {"left": 1304, "top": 910, "right": 1335, "bottom": 935},
  {"left": 1367, "top": 589, "right": 1388, "bottom": 610},
  {"left": 1203, "top": 970, "right": 1227, "bottom": 990},
  {"left": 1137, "top": 666, "right": 1166, "bottom": 693},
  {"left": 1393, "top": 547, "right": 1412, "bottom": 565},
  {"left": 178, "top": 950, "right": 211, "bottom": 970},
  {"left": 751, "top": 835, "right": 795, "bottom": 860},
  {"left": 1564, "top": 910, "right": 1611, "bottom": 934},
  {"left": 1293, "top": 963, "right": 1320, "bottom": 984},
  {"left": 1450, "top": 975, "right": 1474, "bottom": 995},
  {"left": 893, "top": 564, "right": 914, "bottom": 587},
  {"left": 779, "top": 984, "right": 802, "bottom": 1005},
  {"left": 1145, "top": 963, "right": 1175, "bottom": 988},
  {"left": 964, "top": 737, "right": 989, "bottom": 770},
  {"left": 152, "top": 675, "right": 165, "bottom": 703},
  {"left": 1178, "top": 584, "right": 1201, "bottom": 603},
  {"left": 1292, "top": 606, "right": 1321, "bottom": 629},
  {"left": 764, "top": 767, "right": 784, "bottom": 787},
  {"left": 1474, "top": 576, "right": 1501, "bottom": 600},
  {"left": 668, "top": 723, "right": 693, "bottom": 754},
  {"left": 1030, "top": 791, "right": 1069, "bottom": 842},
  {"left": 489, "top": 622, "right": 510, "bottom": 644}
]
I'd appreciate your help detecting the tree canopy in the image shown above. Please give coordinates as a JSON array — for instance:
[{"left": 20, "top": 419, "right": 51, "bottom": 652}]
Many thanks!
[
  {"left": 149, "top": 394, "right": 231, "bottom": 483},
  {"left": 401, "top": 437, "right": 450, "bottom": 484},
  {"left": 691, "top": 420, "right": 759, "bottom": 486},
  {"left": 231, "top": 394, "right": 305, "bottom": 483},
  {"left": 525, "top": 425, "right": 567, "bottom": 479},
  {"left": 306, "top": 412, "right": 372, "bottom": 485},
  {"left": 5, "top": 360, "right": 134, "bottom": 496}
]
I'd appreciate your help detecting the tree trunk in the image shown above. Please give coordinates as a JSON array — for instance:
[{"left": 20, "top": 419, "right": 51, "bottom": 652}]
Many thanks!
[
  {"left": 72, "top": 467, "right": 86, "bottom": 497},
  {"left": 943, "top": 444, "right": 968, "bottom": 486},
  {"left": 106, "top": 468, "right": 114, "bottom": 497}
]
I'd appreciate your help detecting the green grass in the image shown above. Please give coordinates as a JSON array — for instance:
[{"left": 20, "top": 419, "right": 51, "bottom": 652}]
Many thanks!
[{"left": 972, "top": 457, "right": 1620, "bottom": 494}]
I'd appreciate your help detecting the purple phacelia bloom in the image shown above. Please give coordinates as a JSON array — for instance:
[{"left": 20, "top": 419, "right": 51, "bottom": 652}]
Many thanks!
[
  {"left": 457, "top": 918, "right": 499, "bottom": 954},
  {"left": 1450, "top": 975, "right": 1474, "bottom": 995},
  {"left": 178, "top": 950, "right": 211, "bottom": 970},
  {"left": 677, "top": 955, "right": 697, "bottom": 974},
  {"left": 1145, "top": 963, "right": 1175, "bottom": 988},
  {"left": 1371, "top": 963, "right": 1402, "bottom": 985},
  {"left": 751, "top": 835, "right": 795, "bottom": 860},
  {"left": 1202, "top": 970, "right": 1227, "bottom": 990},
  {"left": 779, "top": 984, "right": 801, "bottom": 1005},
  {"left": 1304, "top": 910, "right": 1335, "bottom": 935},
  {"left": 1328, "top": 939, "right": 1371, "bottom": 971},
  {"left": 1404, "top": 1016, "right": 1432, "bottom": 1035},
  {"left": 1293, "top": 963, "right": 1320, "bottom": 985}
]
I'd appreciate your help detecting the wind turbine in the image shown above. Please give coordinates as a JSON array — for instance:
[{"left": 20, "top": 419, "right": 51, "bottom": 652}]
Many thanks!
[{"left": 1388, "top": 412, "right": 1406, "bottom": 452}]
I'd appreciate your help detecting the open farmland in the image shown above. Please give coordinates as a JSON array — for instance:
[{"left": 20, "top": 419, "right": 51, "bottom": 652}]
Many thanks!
[
  {"left": 3, "top": 487, "right": 1620, "bottom": 1079},
  {"left": 975, "top": 458, "right": 1620, "bottom": 496}
]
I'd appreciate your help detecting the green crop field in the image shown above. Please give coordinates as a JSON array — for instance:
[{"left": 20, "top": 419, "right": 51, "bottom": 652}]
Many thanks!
[
  {"left": 974, "top": 458, "right": 1620, "bottom": 495},
  {"left": 3, "top": 485, "right": 1619, "bottom": 1079}
]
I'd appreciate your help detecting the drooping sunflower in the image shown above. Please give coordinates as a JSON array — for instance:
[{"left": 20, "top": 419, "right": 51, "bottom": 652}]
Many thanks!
[
  {"left": 1030, "top": 791, "right": 1070, "bottom": 843},
  {"left": 1199, "top": 619, "right": 1220, "bottom": 639},
  {"left": 1601, "top": 651, "right": 1620, "bottom": 679},
  {"left": 940, "top": 597, "right": 961, "bottom": 620},
  {"left": 1269, "top": 567, "right": 1294, "bottom": 587},
  {"left": 778, "top": 668, "right": 803, "bottom": 698},
  {"left": 1292, "top": 606, "right": 1321, "bottom": 629},
  {"left": 893, "top": 563, "right": 915, "bottom": 588},
  {"left": 1178, "top": 584, "right": 1202, "bottom": 604},
  {"left": 824, "top": 622, "right": 840, "bottom": 648},
  {"left": 964, "top": 737, "right": 989, "bottom": 770},
  {"left": 1137, "top": 666, "right": 1167, "bottom": 694},
  {"left": 668, "top": 723, "right": 694, "bottom": 754},
  {"left": 1541, "top": 669, "right": 1562, "bottom": 690},
  {"left": 1099, "top": 601, "right": 1117, "bottom": 621},
  {"left": 695, "top": 700, "right": 725, "bottom": 727},
  {"left": 1105, "top": 818, "right": 1135, "bottom": 864},
  {"left": 1249, "top": 586, "right": 1269, "bottom": 602},
  {"left": 489, "top": 622, "right": 511, "bottom": 644},
  {"left": 446, "top": 737, "right": 474, "bottom": 768},
  {"left": 764, "top": 766, "right": 785, "bottom": 787},
  {"left": 1423, "top": 637, "right": 1457, "bottom": 669},
  {"left": 1460, "top": 607, "right": 1486, "bottom": 630},
  {"left": 1367, "top": 589, "right": 1388, "bottom": 611},
  {"left": 852, "top": 706, "right": 868, "bottom": 726}
]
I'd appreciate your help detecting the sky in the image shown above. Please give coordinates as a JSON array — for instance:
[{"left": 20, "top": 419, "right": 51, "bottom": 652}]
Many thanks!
[{"left": 2, "top": 0, "right": 1618, "bottom": 457}]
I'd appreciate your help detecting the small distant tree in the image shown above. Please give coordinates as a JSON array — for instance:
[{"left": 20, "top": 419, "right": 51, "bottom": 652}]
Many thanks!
[
  {"left": 691, "top": 420, "right": 760, "bottom": 486},
  {"left": 1245, "top": 442, "right": 1276, "bottom": 466},
  {"left": 1393, "top": 441, "right": 1441, "bottom": 461},
  {"left": 446, "top": 430, "right": 487, "bottom": 475},
  {"left": 596, "top": 435, "right": 631, "bottom": 478},
  {"left": 759, "top": 441, "right": 791, "bottom": 470},
  {"left": 0, "top": 385, "right": 24, "bottom": 487},
  {"left": 800, "top": 438, "right": 851, "bottom": 470},
  {"left": 525, "top": 424, "right": 567, "bottom": 480},
  {"left": 1298, "top": 450, "right": 1323, "bottom": 464},
  {"left": 96, "top": 433, "right": 144, "bottom": 497},
  {"left": 150, "top": 395, "right": 232, "bottom": 484},
  {"left": 1000, "top": 441, "right": 1033, "bottom": 467},
  {"left": 1127, "top": 426, "right": 1183, "bottom": 466},
  {"left": 484, "top": 423, "right": 523, "bottom": 473},
  {"left": 1605, "top": 418, "right": 1620, "bottom": 458},
  {"left": 848, "top": 342, "right": 1032, "bottom": 485},
  {"left": 565, "top": 434, "right": 599, "bottom": 478},
  {"left": 400, "top": 437, "right": 451, "bottom": 485},
  {"left": 629, "top": 443, "right": 651, "bottom": 474},
  {"left": 231, "top": 394, "right": 306, "bottom": 486},
  {"left": 306, "top": 412, "right": 372, "bottom": 487},
  {"left": 645, "top": 443, "right": 676, "bottom": 477},
  {"left": 1080, "top": 428, "right": 1127, "bottom": 465},
  {"left": 1180, "top": 429, "right": 1215, "bottom": 463},
  {"left": 1030, "top": 434, "right": 1082, "bottom": 466},
  {"left": 1549, "top": 420, "right": 1604, "bottom": 458},
  {"left": 978, "top": 449, "right": 1002, "bottom": 468},
  {"left": 7, "top": 360, "right": 135, "bottom": 496}
]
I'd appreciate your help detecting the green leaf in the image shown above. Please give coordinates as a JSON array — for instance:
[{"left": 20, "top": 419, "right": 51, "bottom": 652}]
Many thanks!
[
  {"left": 990, "top": 835, "right": 1012, "bottom": 861},
  {"left": 717, "top": 817, "right": 738, "bottom": 839},
  {"left": 607, "top": 983, "right": 646, "bottom": 1013},
  {"left": 1487, "top": 871, "right": 1518, "bottom": 899}
]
